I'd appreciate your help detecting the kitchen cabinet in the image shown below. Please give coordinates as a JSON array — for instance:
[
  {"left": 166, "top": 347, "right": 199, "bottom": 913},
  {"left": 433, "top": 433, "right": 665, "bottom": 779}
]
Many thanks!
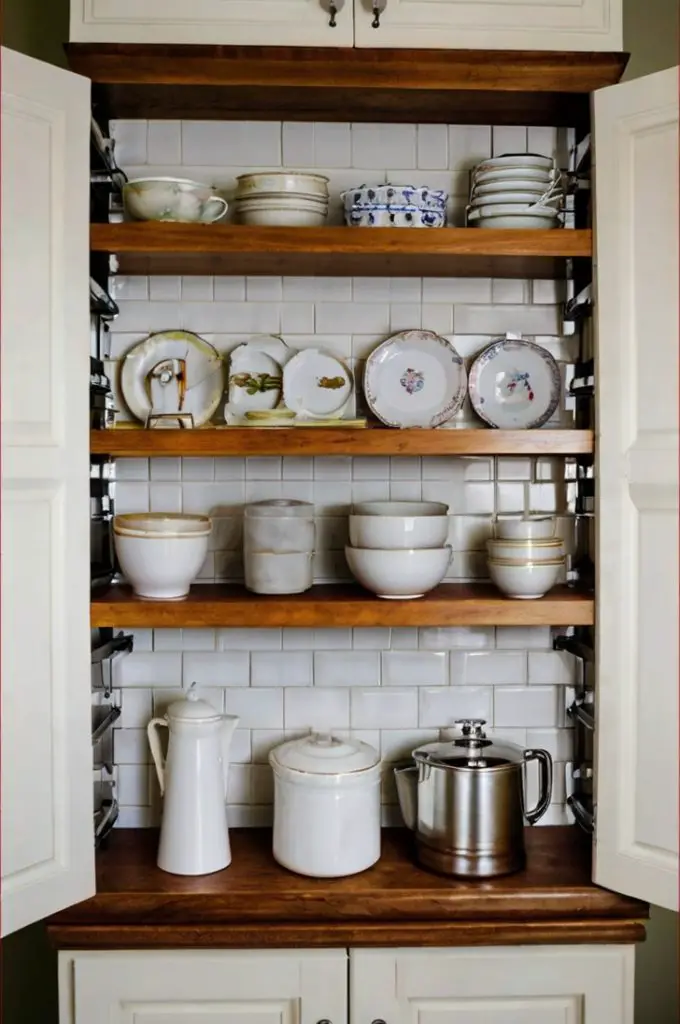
[
  {"left": 69, "top": 0, "right": 621, "bottom": 50},
  {"left": 59, "top": 949, "right": 347, "bottom": 1023},
  {"left": 0, "top": 41, "right": 677, "bottom": 1016},
  {"left": 351, "top": 946, "right": 634, "bottom": 1023},
  {"left": 69, "top": 0, "right": 353, "bottom": 46},
  {"left": 353, "top": 0, "right": 622, "bottom": 52}
]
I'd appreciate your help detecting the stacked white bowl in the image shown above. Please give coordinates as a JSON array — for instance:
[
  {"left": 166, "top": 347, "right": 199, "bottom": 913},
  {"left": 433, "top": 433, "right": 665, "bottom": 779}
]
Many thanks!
[
  {"left": 467, "top": 154, "right": 563, "bottom": 230},
  {"left": 113, "top": 513, "right": 211, "bottom": 600},
  {"left": 232, "top": 172, "right": 329, "bottom": 226},
  {"left": 487, "top": 516, "right": 565, "bottom": 599},
  {"left": 346, "top": 501, "right": 451, "bottom": 599},
  {"left": 341, "top": 184, "right": 448, "bottom": 228},
  {"left": 244, "top": 499, "right": 315, "bottom": 595}
]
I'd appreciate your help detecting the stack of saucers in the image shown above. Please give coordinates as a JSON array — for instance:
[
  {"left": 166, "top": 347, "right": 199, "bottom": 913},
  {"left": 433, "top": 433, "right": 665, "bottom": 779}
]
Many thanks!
[
  {"left": 467, "top": 154, "right": 563, "bottom": 229},
  {"left": 232, "top": 172, "right": 329, "bottom": 226},
  {"left": 342, "top": 184, "right": 448, "bottom": 228},
  {"left": 486, "top": 516, "right": 565, "bottom": 600}
]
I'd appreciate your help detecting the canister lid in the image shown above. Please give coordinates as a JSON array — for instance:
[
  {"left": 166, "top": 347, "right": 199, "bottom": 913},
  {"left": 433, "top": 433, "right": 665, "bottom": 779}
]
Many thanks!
[
  {"left": 413, "top": 720, "right": 525, "bottom": 768},
  {"left": 166, "top": 683, "right": 223, "bottom": 722},
  {"left": 270, "top": 732, "right": 380, "bottom": 775},
  {"left": 245, "top": 499, "right": 314, "bottom": 519}
]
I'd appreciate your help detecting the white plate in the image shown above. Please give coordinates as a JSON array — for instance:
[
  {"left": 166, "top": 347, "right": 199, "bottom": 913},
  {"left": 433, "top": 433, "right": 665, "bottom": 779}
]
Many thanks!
[
  {"left": 468, "top": 209, "right": 561, "bottom": 229},
  {"left": 469, "top": 192, "right": 562, "bottom": 207},
  {"left": 120, "top": 330, "right": 223, "bottom": 427},
  {"left": 473, "top": 167, "right": 557, "bottom": 185},
  {"left": 364, "top": 330, "right": 467, "bottom": 429},
  {"left": 475, "top": 154, "right": 555, "bottom": 172},
  {"left": 474, "top": 178, "right": 561, "bottom": 196},
  {"left": 228, "top": 345, "right": 283, "bottom": 412},
  {"left": 283, "top": 348, "right": 353, "bottom": 418},
  {"left": 468, "top": 338, "right": 561, "bottom": 429}
]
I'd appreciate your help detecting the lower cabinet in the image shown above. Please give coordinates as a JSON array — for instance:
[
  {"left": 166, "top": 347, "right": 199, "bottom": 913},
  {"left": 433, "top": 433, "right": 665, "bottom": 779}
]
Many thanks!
[{"left": 59, "top": 945, "right": 635, "bottom": 1024}]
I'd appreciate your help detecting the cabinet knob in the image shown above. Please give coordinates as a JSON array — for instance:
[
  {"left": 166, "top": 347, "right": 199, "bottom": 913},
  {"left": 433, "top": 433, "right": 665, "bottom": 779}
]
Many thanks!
[{"left": 371, "top": 0, "right": 386, "bottom": 27}]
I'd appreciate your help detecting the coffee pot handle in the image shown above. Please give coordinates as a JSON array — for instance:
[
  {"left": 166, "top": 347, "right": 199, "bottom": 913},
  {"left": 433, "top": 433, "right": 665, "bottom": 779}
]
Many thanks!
[
  {"left": 147, "top": 718, "right": 169, "bottom": 796},
  {"left": 523, "top": 748, "right": 553, "bottom": 825}
]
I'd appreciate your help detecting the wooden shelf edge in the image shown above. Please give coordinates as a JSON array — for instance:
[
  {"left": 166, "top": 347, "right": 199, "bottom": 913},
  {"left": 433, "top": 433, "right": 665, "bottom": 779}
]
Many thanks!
[
  {"left": 90, "top": 428, "right": 594, "bottom": 458},
  {"left": 91, "top": 583, "right": 594, "bottom": 628}
]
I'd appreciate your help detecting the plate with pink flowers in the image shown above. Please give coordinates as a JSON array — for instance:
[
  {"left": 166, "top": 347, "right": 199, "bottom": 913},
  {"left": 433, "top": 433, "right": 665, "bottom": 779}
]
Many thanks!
[
  {"left": 364, "top": 330, "right": 467, "bottom": 429},
  {"left": 468, "top": 337, "right": 561, "bottom": 429}
]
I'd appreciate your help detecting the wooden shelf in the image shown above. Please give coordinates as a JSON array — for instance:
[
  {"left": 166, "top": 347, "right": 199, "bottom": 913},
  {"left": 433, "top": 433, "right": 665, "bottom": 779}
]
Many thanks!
[
  {"left": 91, "top": 427, "right": 593, "bottom": 458},
  {"left": 93, "top": 224, "right": 591, "bottom": 278},
  {"left": 68, "top": 44, "right": 627, "bottom": 126},
  {"left": 91, "top": 583, "right": 594, "bottom": 628}
]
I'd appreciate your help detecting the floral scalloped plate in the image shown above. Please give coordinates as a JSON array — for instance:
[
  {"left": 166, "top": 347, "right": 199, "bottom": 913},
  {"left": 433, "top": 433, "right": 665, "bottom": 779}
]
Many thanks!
[
  {"left": 468, "top": 338, "right": 561, "bottom": 429},
  {"left": 364, "top": 330, "right": 467, "bottom": 429}
]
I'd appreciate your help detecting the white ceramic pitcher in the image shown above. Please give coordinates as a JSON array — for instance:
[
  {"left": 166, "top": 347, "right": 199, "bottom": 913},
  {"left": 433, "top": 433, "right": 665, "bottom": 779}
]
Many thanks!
[{"left": 147, "top": 685, "right": 239, "bottom": 876}]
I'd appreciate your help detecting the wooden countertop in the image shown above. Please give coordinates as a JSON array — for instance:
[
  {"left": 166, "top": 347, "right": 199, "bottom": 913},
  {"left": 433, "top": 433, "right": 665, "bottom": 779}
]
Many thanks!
[{"left": 47, "top": 828, "right": 648, "bottom": 950}]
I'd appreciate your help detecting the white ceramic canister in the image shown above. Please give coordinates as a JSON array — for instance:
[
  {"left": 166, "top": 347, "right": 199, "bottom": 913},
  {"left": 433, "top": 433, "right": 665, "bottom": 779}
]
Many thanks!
[
  {"left": 244, "top": 550, "right": 314, "bottom": 595},
  {"left": 244, "top": 499, "right": 315, "bottom": 554},
  {"left": 269, "top": 733, "right": 381, "bottom": 878}
]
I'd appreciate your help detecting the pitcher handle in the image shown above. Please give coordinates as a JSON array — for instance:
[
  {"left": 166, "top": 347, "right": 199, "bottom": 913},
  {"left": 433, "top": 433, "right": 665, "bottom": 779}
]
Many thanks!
[
  {"left": 523, "top": 748, "right": 553, "bottom": 825},
  {"left": 147, "top": 718, "right": 169, "bottom": 796}
]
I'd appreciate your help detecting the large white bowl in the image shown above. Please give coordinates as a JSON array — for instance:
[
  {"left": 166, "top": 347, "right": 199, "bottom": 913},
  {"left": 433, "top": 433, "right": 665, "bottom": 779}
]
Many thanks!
[
  {"left": 494, "top": 516, "right": 556, "bottom": 541},
  {"left": 488, "top": 558, "right": 563, "bottom": 599},
  {"left": 234, "top": 202, "right": 328, "bottom": 227},
  {"left": 352, "top": 501, "right": 448, "bottom": 517},
  {"left": 234, "top": 172, "right": 330, "bottom": 199},
  {"left": 349, "top": 514, "right": 448, "bottom": 550},
  {"left": 345, "top": 545, "right": 451, "bottom": 599},
  {"left": 487, "top": 538, "right": 564, "bottom": 562},
  {"left": 123, "top": 177, "right": 228, "bottom": 223},
  {"left": 114, "top": 528, "right": 211, "bottom": 600}
]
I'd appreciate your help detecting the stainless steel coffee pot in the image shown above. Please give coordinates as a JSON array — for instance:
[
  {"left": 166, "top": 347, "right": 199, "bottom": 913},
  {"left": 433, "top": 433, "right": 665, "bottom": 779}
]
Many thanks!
[{"left": 394, "top": 719, "right": 552, "bottom": 878}]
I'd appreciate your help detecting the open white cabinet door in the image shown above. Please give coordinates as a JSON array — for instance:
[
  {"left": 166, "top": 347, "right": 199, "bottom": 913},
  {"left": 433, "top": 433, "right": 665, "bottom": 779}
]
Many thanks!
[
  {"left": 594, "top": 66, "right": 679, "bottom": 911},
  {"left": 1, "top": 48, "right": 95, "bottom": 935}
]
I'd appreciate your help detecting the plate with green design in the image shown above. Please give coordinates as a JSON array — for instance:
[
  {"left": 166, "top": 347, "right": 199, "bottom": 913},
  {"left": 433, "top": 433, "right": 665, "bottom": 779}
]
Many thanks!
[{"left": 228, "top": 343, "right": 283, "bottom": 413}]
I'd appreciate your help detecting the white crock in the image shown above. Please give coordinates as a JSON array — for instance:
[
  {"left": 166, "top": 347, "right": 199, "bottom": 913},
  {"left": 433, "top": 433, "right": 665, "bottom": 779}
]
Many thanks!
[{"left": 269, "top": 733, "right": 381, "bottom": 878}]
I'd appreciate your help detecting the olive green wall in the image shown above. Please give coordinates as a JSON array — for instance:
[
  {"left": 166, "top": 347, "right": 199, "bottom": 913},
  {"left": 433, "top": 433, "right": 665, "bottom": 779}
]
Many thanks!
[{"left": 0, "top": 2, "right": 677, "bottom": 1023}]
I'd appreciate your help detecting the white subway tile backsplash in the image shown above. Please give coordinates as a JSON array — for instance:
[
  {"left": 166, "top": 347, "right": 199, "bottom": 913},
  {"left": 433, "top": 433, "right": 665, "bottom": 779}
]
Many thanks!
[
  {"left": 251, "top": 651, "right": 313, "bottom": 687},
  {"left": 114, "top": 729, "right": 150, "bottom": 765},
  {"left": 315, "top": 302, "right": 390, "bottom": 334},
  {"left": 182, "top": 120, "right": 281, "bottom": 165},
  {"left": 419, "top": 626, "right": 495, "bottom": 650},
  {"left": 351, "top": 688, "right": 418, "bottom": 728},
  {"left": 419, "top": 686, "right": 493, "bottom": 727},
  {"left": 111, "top": 119, "right": 147, "bottom": 164},
  {"left": 183, "top": 651, "right": 249, "bottom": 687},
  {"left": 448, "top": 125, "right": 491, "bottom": 171},
  {"left": 117, "top": 763, "right": 150, "bottom": 806},
  {"left": 492, "top": 126, "right": 527, "bottom": 156},
  {"left": 352, "top": 627, "right": 391, "bottom": 650},
  {"left": 219, "top": 628, "right": 282, "bottom": 650},
  {"left": 352, "top": 123, "right": 416, "bottom": 168},
  {"left": 417, "top": 125, "right": 449, "bottom": 170},
  {"left": 315, "top": 122, "right": 351, "bottom": 167},
  {"left": 491, "top": 279, "right": 530, "bottom": 305},
  {"left": 315, "top": 651, "right": 381, "bottom": 687},
  {"left": 114, "top": 652, "right": 182, "bottom": 688},
  {"left": 149, "top": 276, "right": 181, "bottom": 301},
  {"left": 526, "top": 728, "right": 574, "bottom": 762},
  {"left": 528, "top": 651, "right": 577, "bottom": 686},
  {"left": 381, "top": 729, "right": 439, "bottom": 762},
  {"left": 382, "top": 651, "right": 447, "bottom": 687},
  {"left": 147, "top": 120, "right": 182, "bottom": 163},
  {"left": 453, "top": 304, "right": 562, "bottom": 336},
  {"left": 282, "top": 122, "right": 315, "bottom": 166},
  {"left": 450, "top": 650, "right": 527, "bottom": 686},
  {"left": 285, "top": 688, "right": 350, "bottom": 729},
  {"left": 118, "top": 689, "right": 153, "bottom": 729},
  {"left": 181, "top": 276, "right": 214, "bottom": 302},
  {"left": 496, "top": 627, "right": 552, "bottom": 650},
  {"left": 225, "top": 688, "right": 284, "bottom": 729},
  {"left": 494, "top": 686, "right": 562, "bottom": 728},
  {"left": 251, "top": 730, "right": 286, "bottom": 763}
]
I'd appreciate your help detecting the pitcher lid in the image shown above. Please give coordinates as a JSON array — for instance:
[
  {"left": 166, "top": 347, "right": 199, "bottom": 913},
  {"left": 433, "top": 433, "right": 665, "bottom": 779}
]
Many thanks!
[
  {"left": 413, "top": 720, "right": 526, "bottom": 768},
  {"left": 166, "top": 684, "right": 222, "bottom": 722},
  {"left": 270, "top": 731, "right": 380, "bottom": 775}
]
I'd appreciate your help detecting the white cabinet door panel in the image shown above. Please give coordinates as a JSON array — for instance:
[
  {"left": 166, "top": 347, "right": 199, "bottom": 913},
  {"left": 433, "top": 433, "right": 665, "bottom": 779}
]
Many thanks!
[
  {"left": 351, "top": 947, "right": 634, "bottom": 1024},
  {"left": 353, "top": 0, "right": 622, "bottom": 51},
  {"left": 0, "top": 48, "right": 94, "bottom": 936},
  {"left": 594, "top": 66, "right": 679, "bottom": 912},
  {"left": 61, "top": 950, "right": 347, "bottom": 1024},
  {"left": 70, "top": 0, "right": 353, "bottom": 46}
]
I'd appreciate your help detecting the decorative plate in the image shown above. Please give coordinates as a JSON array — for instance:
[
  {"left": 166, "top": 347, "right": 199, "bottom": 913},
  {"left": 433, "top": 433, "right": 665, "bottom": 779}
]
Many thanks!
[
  {"left": 363, "top": 330, "right": 467, "bottom": 429},
  {"left": 468, "top": 338, "right": 561, "bottom": 429},
  {"left": 120, "top": 330, "right": 223, "bottom": 427},
  {"left": 228, "top": 344, "right": 283, "bottom": 412},
  {"left": 283, "top": 348, "right": 353, "bottom": 418}
]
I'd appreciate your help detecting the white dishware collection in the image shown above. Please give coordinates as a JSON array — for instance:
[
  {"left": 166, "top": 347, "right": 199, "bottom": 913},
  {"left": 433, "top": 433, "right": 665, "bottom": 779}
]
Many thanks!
[
  {"left": 467, "top": 154, "right": 563, "bottom": 229},
  {"left": 243, "top": 499, "right": 315, "bottom": 595},
  {"left": 147, "top": 685, "right": 239, "bottom": 876},
  {"left": 269, "top": 732, "right": 382, "bottom": 878},
  {"left": 487, "top": 516, "right": 565, "bottom": 599},
  {"left": 113, "top": 513, "right": 211, "bottom": 600},
  {"left": 345, "top": 500, "right": 452, "bottom": 599},
  {"left": 232, "top": 172, "right": 330, "bottom": 226}
]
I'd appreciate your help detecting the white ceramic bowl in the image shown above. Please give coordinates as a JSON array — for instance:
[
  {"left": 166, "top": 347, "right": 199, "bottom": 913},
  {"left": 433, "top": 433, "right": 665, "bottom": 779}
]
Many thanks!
[
  {"left": 123, "top": 178, "right": 228, "bottom": 223},
  {"left": 234, "top": 172, "right": 330, "bottom": 199},
  {"left": 488, "top": 558, "right": 563, "bottom": 599},
  {"left": 234, "top": 202, "right": 328, "bottom": 227},
  {"left": 245, "top": 550, "right": 314, "bottom": 595},
  {"left": 114, "top": 527, "right": 211, "bottom": 601},
  {"left": 487, "top": 538, "right": 564, "bottom": 562},
  {"left": 494, "top": 516, "right": 556, "bottom": 541},
  {"left": 345, "top": 545, "right": 451, "bottom": 599},
  {"left": 113, "top": 513, "right": 211, "bottom": 537},
  {"left": 352, "top": 501, "right": 448, "bottom": 517},
  {"left": 349, "top": 514, "right": 448, "bottom": 550},
  {"left": 468, "top": 206, "right": 561, "bottom": 229}
]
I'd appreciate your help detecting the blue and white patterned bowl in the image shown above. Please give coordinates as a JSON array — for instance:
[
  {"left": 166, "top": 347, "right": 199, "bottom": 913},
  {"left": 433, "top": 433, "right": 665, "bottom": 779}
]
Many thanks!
[
  {"left": 345, "top": 205, "right": 446, "bottom": 228},
  {"left": 342, "top": 184, "right": 448, "bottom": 212}
]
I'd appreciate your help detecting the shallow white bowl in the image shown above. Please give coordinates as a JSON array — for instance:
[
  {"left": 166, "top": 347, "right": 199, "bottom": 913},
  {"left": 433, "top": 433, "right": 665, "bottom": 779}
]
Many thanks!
[
  {"left": 349, "top": 515, "right": 448, "bottom": 550},
  {"left": 245, "top": 551, "right": 314, "bottom": 595},
  {"left": 494, "top": 516, "right": 556, "bottom": 540},
  {"left": 488, "top": 559, "right": 563, "bottom": 599},
  {"left": 113, "top": 513, "right": 211, "bottom": 538},
  {"left": 468, "top": 206, "right": 560, "bottom": 230},
  {"left": 235, "top": 172, "right": 329, "bottom": 198},
  {"left": 234, "top": 203, "right": 328, "bottom": 227},
  {"left": 114, "top": 529, "right": 210, "bottom": 600},
  {"left": 487, "top": 538, "right": 564, "bottom": 562},
  {"left": 352, "top": 501, "right": 448, "bottom": 517},
  {"left": 345, "top": 545, "right": 451, "bottom": 599},
  {"left": 123, "top": 177, "right": 227, "bottom": 223}
]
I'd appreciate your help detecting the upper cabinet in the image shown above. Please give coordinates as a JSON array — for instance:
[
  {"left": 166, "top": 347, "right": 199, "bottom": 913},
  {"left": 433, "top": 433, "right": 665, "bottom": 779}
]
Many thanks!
[{"left": 70, "top": 0, "right": 622, "bottom": 49}]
